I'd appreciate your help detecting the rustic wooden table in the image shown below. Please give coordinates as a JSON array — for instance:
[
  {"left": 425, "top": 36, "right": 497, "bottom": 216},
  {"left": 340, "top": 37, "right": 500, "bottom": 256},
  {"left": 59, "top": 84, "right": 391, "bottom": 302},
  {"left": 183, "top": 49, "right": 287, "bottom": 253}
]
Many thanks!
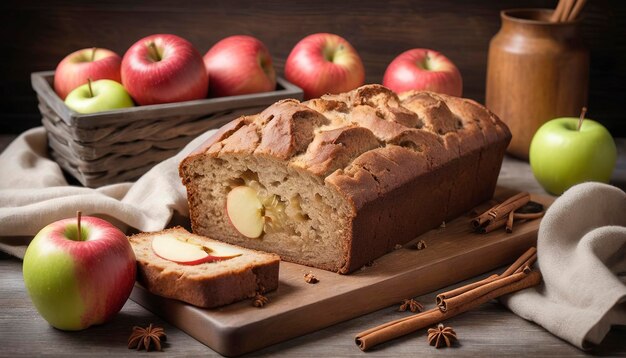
[{"left": 1, "top": 134, "right": 625, "bottom": 357}]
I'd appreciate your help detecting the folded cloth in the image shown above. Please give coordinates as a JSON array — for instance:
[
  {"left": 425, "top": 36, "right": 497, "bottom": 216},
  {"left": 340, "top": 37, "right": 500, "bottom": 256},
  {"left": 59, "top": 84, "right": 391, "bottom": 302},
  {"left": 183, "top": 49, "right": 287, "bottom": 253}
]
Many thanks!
[
  {"left": 0, "top": 127, "right": 216, "bottom": 255},
  {"left": 501, "top": 182, "right": 626, "bottom": 349}
]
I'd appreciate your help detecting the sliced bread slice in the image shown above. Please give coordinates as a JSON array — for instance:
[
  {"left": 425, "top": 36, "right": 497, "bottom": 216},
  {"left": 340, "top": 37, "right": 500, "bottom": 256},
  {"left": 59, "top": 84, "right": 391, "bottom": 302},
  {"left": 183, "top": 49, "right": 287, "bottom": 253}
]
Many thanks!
[{"left": 128, "top": 226, "right": 280, "bottom": 308}]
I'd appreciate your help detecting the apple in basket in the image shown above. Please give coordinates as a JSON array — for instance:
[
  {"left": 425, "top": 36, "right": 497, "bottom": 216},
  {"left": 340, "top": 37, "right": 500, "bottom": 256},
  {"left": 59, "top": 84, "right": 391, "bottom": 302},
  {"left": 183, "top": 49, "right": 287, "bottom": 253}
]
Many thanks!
[
  {"left": 383, "top": 48, "right": 463, "bottom": 97},
  {"left": 54, "top": 47, "right": 122, "bottom": 100},
  {"left": 22, "top": 212, "right": 136, "bottom": 330},
  {"left": 121, "top": 34, "right": 208, "bottom": 105},
  {"left": 285, "top": 33, "right": 365, "bottom": 99},
  {"left": 64, "top": 79, "right": 134, "bottom": 114},
  {"left": 204, "top": 35, "right": 277, "bottom": 97}
]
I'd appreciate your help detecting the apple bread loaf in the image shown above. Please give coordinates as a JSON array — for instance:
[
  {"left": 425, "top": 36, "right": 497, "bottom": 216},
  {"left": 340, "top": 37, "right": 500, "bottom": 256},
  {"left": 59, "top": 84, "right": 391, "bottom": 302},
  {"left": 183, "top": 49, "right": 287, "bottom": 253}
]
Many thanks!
[
  {"left": 179, "top": 85, "right": 511, "bottom": 274},
  {"left": 128, "top": 227, "right": 279, "bottom": 308}
]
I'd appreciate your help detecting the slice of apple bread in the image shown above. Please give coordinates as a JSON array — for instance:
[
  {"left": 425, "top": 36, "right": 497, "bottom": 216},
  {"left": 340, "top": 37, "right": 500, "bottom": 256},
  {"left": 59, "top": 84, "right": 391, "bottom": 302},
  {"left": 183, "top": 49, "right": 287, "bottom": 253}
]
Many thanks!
[{"left": 128, "top": 227, "right": 279, "bottom": 308}]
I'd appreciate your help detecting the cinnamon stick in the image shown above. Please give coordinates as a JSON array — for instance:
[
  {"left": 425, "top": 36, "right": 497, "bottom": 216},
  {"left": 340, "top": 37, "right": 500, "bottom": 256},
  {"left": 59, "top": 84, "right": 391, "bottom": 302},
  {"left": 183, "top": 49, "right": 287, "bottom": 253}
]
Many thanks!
[
  {"left": 501, "top": 247, "right": 537, "bottom": 277},
  {"left": 514, "top": 254, "right": 537, "bottom": 274},
  {"left": 437, "top": 270, "right": 529, "bottom": 312},
  {"left": 477, "top": 215, "right": 507, "bottom": 234},
  {"left": 506, "top": 210, "right": 515, "bottom": 233},
  {"left": 491, "top": 192, "right": 530, "bottom": 220},
  {"left": 435, "top": 274, "right": 498, "bottom": 308},
  {"left": 436, "top": 247, "right": 536, "bottom": 307},
  {"left": 472, "top": 192, "right": 530, "bottom": 229},
  {"left": 355, "top": 271, "right": 542, "bottom": 351},
  {"left": 551, "top": 0, "right": 567, "bottom": 23},
  {"left": 560, "top": 0, "right": 576, "bottom": 22},
  {"left": 568, "top": 0, "right": 587, "bottom": 21}
]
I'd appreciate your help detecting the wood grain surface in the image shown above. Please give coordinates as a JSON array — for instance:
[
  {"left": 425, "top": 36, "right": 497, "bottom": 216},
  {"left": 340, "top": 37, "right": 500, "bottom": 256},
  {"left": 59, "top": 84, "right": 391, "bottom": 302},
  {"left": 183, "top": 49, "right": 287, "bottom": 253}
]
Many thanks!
[{"left": 1, "top": 0, "right": 625, "bottom": 137}]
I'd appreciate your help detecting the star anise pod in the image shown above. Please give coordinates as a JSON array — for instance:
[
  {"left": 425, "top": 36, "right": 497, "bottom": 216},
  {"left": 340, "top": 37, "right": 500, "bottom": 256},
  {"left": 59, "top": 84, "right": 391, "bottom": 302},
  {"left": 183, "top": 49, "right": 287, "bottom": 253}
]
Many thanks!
[
  {"left": 128, "top": 324, "right": 166, "bottom": 351},
  {"left": 252, "top": 292, "right": 269, "bottom": 307},
  {"left": 304, "top": 272, "right": 319, "bottom": 284},
  {"left": 398, "top": 298, "right": 424, "bottom": 313},
  {"left": 427, "top": 323, "right": 457, "bottom": 348}
]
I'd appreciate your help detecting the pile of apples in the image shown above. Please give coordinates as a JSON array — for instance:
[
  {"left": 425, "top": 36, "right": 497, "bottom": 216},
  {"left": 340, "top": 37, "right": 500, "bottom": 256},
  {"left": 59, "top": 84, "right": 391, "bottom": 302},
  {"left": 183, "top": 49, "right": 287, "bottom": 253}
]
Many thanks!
[
  {"left": 55, "top": 32, "right": 464, "bottom": 114},
  {"left": 56, "top": 34, "right": 279, "bottom": 113}
]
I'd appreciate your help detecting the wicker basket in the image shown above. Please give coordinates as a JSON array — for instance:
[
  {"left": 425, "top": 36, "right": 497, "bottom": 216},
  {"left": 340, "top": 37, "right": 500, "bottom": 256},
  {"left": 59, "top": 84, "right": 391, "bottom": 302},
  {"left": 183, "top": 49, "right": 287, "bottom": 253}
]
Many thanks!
[{"left": 31, "top": 71, "right": 303, "bottom": 187}]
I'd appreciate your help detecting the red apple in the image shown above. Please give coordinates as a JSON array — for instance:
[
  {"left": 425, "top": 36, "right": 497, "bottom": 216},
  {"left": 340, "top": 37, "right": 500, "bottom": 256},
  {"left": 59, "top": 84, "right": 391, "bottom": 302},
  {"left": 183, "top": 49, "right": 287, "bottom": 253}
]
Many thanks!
[
  {"left": 121, "top": 34, "right": 208, "bottom": 105},
  {"left": 54, "top": 47, "right": 122, "bottom": 100},
  {"left": 383, "top": 48, "right": 463, "bottom": 97},
  {"left": 22, "top": 213, "right": 136, "bottom": 330},
  {"left": 285, "top": 33, "right": 365, "bottom": 100},
  {"left": 203, "top": 35, "right": 276, "bottom": 97}
]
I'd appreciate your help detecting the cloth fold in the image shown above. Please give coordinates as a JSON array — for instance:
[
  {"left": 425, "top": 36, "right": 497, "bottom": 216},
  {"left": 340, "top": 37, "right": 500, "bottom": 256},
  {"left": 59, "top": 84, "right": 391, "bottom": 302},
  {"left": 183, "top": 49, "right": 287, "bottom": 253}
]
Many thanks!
[
  {"left": 0, "top": 127, "right": 215, "bottom": 237},
  {"left": 1, "top": 128, "right": 624, "bottom": 349},
  {"left": 501, "top": 182, "right": 626, "bottom": 349}
]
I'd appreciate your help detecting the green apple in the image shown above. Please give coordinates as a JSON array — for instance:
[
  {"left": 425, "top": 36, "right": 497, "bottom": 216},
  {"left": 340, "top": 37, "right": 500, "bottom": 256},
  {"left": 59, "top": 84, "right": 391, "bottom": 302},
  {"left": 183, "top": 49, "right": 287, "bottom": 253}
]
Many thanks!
[
  {"left": 529, "top": 115, "right": 617, "bottom": 195},
  {"left": 64, "top": 79, "right": 134, "bottom": 114},
  {"left": 22, "top": 213, "right": 136, "bottom": 330}
]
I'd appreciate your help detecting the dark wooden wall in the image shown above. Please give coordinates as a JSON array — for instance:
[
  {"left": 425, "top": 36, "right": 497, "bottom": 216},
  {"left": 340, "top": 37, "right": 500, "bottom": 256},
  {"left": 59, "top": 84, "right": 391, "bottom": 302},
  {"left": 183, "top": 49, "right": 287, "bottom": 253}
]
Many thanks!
[{"left": 2, "top": 0, "right": 625, "bottom": 136}]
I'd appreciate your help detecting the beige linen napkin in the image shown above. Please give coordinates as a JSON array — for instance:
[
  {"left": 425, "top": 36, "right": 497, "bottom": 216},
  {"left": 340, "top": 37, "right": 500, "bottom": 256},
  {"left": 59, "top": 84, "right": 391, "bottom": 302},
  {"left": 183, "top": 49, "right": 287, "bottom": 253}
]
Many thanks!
[
  {"left": 501, "top": 182, "right": 626, "bottom": 349},
  {"left": 0, "top": 127, "right": 216, "bottom": 256}
]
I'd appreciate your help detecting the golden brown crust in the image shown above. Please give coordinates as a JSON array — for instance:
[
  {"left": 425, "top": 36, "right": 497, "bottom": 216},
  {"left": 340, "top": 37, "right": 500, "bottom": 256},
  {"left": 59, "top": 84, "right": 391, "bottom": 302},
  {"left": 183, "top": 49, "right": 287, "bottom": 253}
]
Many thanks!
[
  {"left": 253, "top": 99, "right": 329, "bottom": 160},
  {"left": 293, "top": 126, "right": 381, "bottom": 177},
  {"left": 180, "top": 84, "right": 511, "bottom": 274},
  {"left": 128, "top": 227, "right": 280, "bottom": 308}
]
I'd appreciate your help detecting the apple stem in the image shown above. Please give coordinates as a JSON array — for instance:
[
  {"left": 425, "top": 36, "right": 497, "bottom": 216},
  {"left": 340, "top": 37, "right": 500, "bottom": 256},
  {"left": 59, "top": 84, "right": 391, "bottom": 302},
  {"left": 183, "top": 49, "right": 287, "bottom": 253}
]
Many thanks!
[
  {"left": 90, "top": 47, "right": 97, "bottom": 62},
  {"left": 77, "top": 211, "right": 82, "bottom": 242},
  {"left": 87, "top": 78, "right": 94, "bottom": 98},
  {"left": 577, "top": 106, "right": 587, "bottom": 131},
  {"left": 148, "top": 42, "right": 161, "bottom": 61}
]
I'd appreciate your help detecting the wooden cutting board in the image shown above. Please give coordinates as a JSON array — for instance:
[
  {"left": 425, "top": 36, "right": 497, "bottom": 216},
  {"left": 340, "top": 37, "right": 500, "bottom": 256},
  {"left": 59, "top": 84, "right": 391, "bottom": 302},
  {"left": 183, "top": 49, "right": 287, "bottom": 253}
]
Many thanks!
[{"left": 130, "top": 188, "right": 553, "bottom": 356}]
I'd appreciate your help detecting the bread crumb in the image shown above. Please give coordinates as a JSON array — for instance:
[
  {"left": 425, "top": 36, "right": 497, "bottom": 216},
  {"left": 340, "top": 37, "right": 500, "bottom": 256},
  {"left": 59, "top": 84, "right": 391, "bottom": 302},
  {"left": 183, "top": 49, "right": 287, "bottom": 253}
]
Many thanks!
[
  {"left": 394, "top": 244, "right": 403, "bottom": 250},
  {"left": 304, "top": 272, "right": 319, "bottom": 284},
  {"left": 440, "top": 221, "right": 446, "bottom": 228}
]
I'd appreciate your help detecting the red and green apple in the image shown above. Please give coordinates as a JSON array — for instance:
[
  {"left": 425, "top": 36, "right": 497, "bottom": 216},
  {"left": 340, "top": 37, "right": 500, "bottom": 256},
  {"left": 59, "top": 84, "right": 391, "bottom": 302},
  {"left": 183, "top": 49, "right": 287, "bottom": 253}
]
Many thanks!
[
  {"left": 203, "top": 35, "right": 276, "bottom": 97},
  {"left": 54, "top": 47, "right": 122, "bottom": 100},
  {"left": 285, "top": 33, "right": 365, "bottom": 100},
  {"left": 383, "top": 48, "right": 462, "bottom": 97},
  {"left": 121, "top": 34, "right": 208, "bottom": 105},
  {"left": 22, "top": 213, "right": 136, "bottom": 331}
]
